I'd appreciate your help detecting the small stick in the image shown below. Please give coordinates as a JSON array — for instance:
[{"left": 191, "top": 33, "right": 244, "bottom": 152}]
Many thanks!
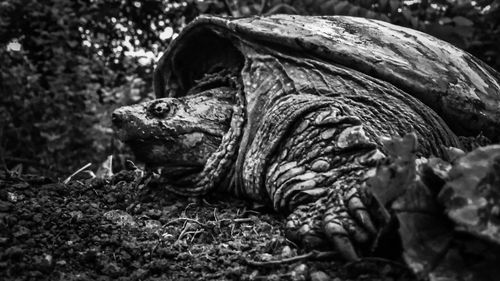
[
  {"left": 246, "top": 250, "right": 337, "bottom": 266},
  {"left": 222, "top": 218, "right": 254, "bottom": 223},
  {"left": 63, "top": 162, "right": 91, "bottom": 184},
  {"left": 166, "top": 217, "right": 207, "bottom": 227}
]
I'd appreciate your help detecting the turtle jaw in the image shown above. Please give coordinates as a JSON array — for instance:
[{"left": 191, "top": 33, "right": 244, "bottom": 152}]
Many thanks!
[
  {"left": 146, "top": 162, "right": 204, "bottom": 187},
  {"left": 124, "top": 137, "right": 215, "bottom": 187},
  {"left": 122, "top": 135, "right": 223, "bottom": 189}
]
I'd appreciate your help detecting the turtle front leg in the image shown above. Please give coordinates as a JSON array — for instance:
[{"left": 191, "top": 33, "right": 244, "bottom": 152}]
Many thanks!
[
  {"left": 266, "top": 107, "right": 391, "bottom": 259},
  {"left": 278, "top": 148, "right": 384, "bottom": 259}
]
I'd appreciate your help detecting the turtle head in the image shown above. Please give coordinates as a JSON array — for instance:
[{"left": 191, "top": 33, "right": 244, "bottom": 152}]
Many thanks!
[{"left": 113, "top": 86, "right": 242, "bottom": 191}]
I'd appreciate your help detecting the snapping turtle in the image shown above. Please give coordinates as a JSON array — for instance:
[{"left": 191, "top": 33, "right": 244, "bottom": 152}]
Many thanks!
[{"left": 112, "top": 15, "right": 500, "bottom": 260}]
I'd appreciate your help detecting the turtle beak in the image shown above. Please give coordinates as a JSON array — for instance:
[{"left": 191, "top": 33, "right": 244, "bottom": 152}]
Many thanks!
[
  {"left": 112, "top": 106, "right": 139, "bottom": 141},
  {"left": 111, "top": 108, "right": 126, "bottom": 129}
]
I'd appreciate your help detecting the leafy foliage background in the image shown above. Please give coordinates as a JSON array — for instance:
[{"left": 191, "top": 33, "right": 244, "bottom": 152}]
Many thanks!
[{"left": 1, "top": 0, "right": 499, "bottom": 177}]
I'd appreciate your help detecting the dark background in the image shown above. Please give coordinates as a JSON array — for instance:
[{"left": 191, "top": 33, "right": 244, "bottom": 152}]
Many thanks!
[{"left": 1, "top": 0, "right": 499, "bottom": 177}]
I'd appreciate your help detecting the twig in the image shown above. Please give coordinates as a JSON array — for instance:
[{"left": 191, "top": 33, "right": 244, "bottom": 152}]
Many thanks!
[
  {"left": 240, "top": 209, "right": 261, "bottom": 216},
  {"left": 182, "top": 202, "right": 196, "bottom": 217},
  {"left": 188, "top": 229, "right": 204, "bottom": 243},
  {"left": 246, "top": 250, "right": 337, "bottom": 266},
  {"left": 213, "top": 207, "right": 218, "bottom": 221},
  {"left": 166, "top": 217, "right": 208, "bottom": 227},
  {"left": 176, "top": 220, "right": 192, "bottom": 242},
  {"left": 63, "top": 162, "right": 92, "bottom": 184},
  {"left": 228, "top": 218, "right": 254, "bottom": 223},
  {"left": 179, "top": 228, "right": 203, "bottom": 242},
  {"left": 285, "top": 238, "right": 299, "bottom": 249}
]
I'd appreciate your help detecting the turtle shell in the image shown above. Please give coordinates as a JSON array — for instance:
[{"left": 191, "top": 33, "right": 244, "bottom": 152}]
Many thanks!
[{"left": 154, "top": 15, "right": 500, "bottom": 142}]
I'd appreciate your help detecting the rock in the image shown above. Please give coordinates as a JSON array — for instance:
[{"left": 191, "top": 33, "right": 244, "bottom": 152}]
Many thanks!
[
  {"left": 13, "top": 225, "right": 31, "bottom": 239},
  {"left": 103, "top": 210, "right": 136, "bottom": 227},
  {"left": 259, "top": 253, "right": 273, "bottom": 261},
  {"left": 0, "top": 237, "right": 9, "bottom": 245},
  {"left": 291, "top": 263, "right": 308, "bottom": 281},
  {"left": 69, "top": 210, "right": 83, "bottom": 222},
  {"left": 310, "top": 270, "right": 331, "bottom": 281},
  {"left": 101, "top": 262, "right": 124, "bottom": 277},
  {"left": 146, "top": 208, "right": 162, "bottom": 219},
  {"left": 4, "top": 246, "right": 24, "bottom": 260},
  {"left": 280, "top": 245, "right": 295, "bottom": 258},
  {"left": 7, "top": 191, "right": 20, "bottom": 202},
  {"left": 143, "top": 219, "right": 162, "bottom": 230}
]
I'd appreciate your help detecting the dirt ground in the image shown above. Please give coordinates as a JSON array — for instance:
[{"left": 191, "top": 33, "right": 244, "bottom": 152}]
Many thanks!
[{"left": 0, "top": 170, "right": 415, "bottom": 281}]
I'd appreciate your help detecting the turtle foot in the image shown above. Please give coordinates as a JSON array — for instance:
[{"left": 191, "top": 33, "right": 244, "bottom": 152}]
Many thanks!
[
  {"left": 321, "top": 184, "right": 377, "bottom": 260},
  {"left": 285, "top": 185, "right": 377, "bottom": 260}
]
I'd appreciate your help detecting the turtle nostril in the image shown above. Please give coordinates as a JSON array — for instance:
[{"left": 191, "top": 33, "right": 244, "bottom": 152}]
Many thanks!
[{"left": 112, "top": 111, "right": 123, "bottom": 127}]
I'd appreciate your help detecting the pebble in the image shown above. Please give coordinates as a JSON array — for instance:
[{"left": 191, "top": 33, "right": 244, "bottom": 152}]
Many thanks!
[
  {"left": 33, "top": 254, "right": 53, "bottom": 273},
  {"left": 13, "top": 225, "right": 31, "bottom": 239},
  {"left": 101, "top": 262, "right": 124, "bottom": 277},
  {"left": 291, "top": 263, "right": 308, "bottom": 281},
  {"left": 5, "top": 246, "right": 24, "bottom": 259},
  {"left": 146, "top": 208, "right": 162, "bottom": 219},
  {"left": 280, "top": 245, "right": 295, "bottom": 258},
  {"left": 103, "top": 210, "right": 137, "bottom": 227},
  {"left": 0, "top": 237, "right": 9, "bottom": 245},
  {"left": 310, "top": 270, "right": 331, "bottom": 281},
  {"left": 143, "top": 219, "right": 162, "bottom": 230},
  {"left": 259, "top": 253, "right": 273, "bottom": 261},
  {"left": 69, "top": 210, "right": 83, "bottom": 221},
  {"left": 33, "top": 213, "right": 43, "bottom": 223},
  {"left": 7, "top": 192, "right": 19, "bottom": 202}
]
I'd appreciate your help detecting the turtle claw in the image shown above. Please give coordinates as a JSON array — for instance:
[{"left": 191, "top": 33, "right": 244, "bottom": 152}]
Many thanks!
[
  {"left": 323, "top": 215, "right": 367, "bottom": 260},
  {"left": 323, "top": 218, "right": 360, "bottom": 260},
  {"left": 345, "top": 187, "right": 377, "bottom": 234},
  {"left": 330, "top": 232, "right": 360, "bottom": 261},
  {"left": 285, "top": 186, "right": 377, "bottom": 259},
  {"left": 321, "top": 189, "right": 378, "bottom": 259},
  {"left": 352, "top": 208, "right": 377, "bottom": 235}
]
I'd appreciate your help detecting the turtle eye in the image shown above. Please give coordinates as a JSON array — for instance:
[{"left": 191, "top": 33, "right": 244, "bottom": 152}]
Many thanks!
[{"left": 150, "top": 101, "right": 172, "bottom": 118}]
